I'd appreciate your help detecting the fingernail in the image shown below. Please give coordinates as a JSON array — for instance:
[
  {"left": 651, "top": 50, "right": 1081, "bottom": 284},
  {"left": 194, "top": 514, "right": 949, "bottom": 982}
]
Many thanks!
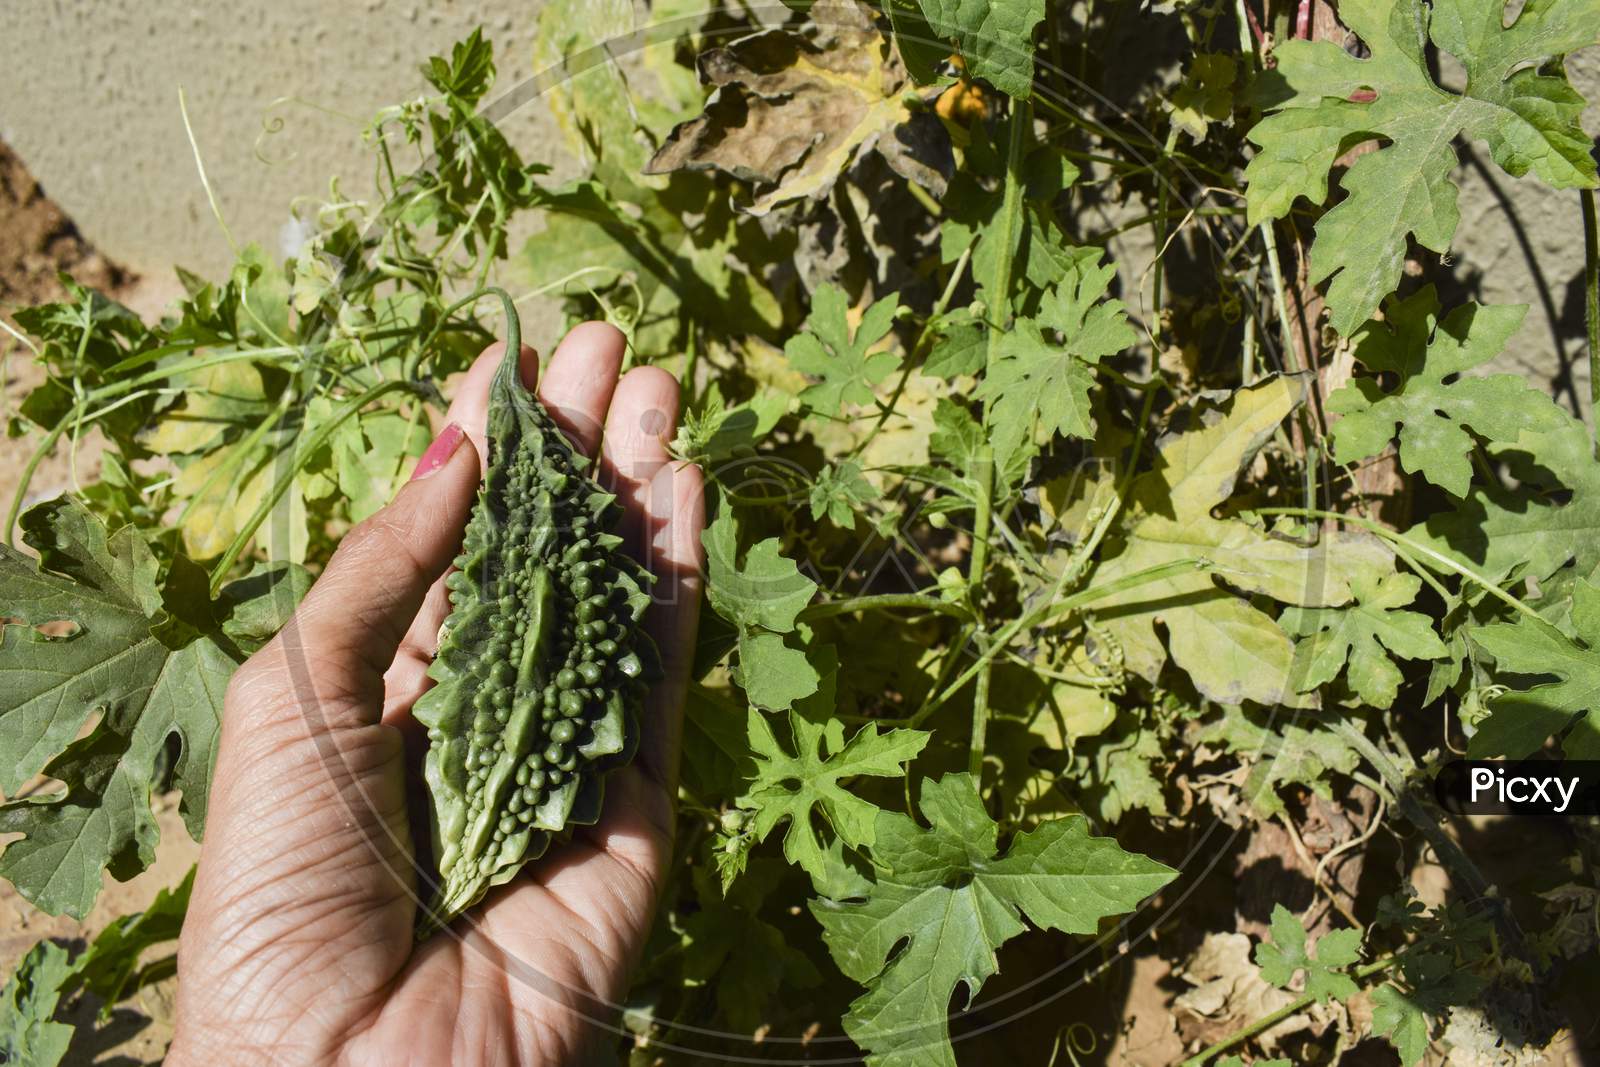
[{"left": 411, "top": 422, "right": 465, "bottom": 481}]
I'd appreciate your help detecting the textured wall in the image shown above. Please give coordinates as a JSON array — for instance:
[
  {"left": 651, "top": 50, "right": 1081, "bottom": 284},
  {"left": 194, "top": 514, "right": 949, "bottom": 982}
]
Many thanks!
[
  {"left": 0, "top": 2, "right": 563, "bottom": 279},
  {"left": 2, "top": 4, "right": 1596, "bottom": 402}
]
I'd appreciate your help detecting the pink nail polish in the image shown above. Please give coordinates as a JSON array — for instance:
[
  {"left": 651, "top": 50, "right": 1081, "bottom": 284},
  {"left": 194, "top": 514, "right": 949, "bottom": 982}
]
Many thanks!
[{"left": 411, "top": 422, "right": 465, "bottom": 481}]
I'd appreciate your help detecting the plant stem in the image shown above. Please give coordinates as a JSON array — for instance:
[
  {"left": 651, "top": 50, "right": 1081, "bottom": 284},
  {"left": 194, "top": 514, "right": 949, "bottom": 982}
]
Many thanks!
[
  {"left": 986, "top": 99, "right": 1030, "bottom": 353},
  {"left": 850, "top": 244, "right": 973, "bottom": 461},
  {"left": 1581, "top": 188, "right": 1598, "bottom": 427},
  {"left": 967, "top": 445, "right": 996, "bottom": 776},
  {"left": 1259, "top": 219, "right": 1301, "bottom": 375},
  {"left": 963, "top": 99, "right": 1029, "bottom": 772},
  {"left": 1325, "top": 717, "right": 1528, "bottom": 960},
  {"left": 1251, "top": 506, "right": 1544, "bottom": 623},
  {"left": 206, "top": 378, "right": 422, "bottom": 593},
  {"left": 1181, "top": 954, "right": 1401, "bottom": 1066},
  {"left": 3, "top": 417, "right": 72, "bottom": 547},
  {"left": 1230, "top": 0, "right": 1303, "bottom": 382},
  {"left": 1152, "top": 126, "right": 1182, "bottom": 325},
  {"left": 799, "top": 592, "right": 973, "bottom": 623},
  {"left": 907, "top": 557, "right": 1213, "bottom": 728}
]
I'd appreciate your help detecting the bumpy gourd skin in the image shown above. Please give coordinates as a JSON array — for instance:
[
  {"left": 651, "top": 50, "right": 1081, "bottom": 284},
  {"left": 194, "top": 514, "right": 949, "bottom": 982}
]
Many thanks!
[{"left": 413, "top": 337, "right": 654, "bottom": 936}]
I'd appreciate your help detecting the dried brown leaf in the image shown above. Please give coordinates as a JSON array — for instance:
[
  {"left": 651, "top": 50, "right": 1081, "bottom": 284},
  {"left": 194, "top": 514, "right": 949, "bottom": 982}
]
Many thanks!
[{"left": 643, "top": 0, "right": 951, "bottom": 215}]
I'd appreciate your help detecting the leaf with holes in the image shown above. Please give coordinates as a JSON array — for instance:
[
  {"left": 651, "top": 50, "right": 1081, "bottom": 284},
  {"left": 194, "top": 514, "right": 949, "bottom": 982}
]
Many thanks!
[
  {"left": 0, "top": 500, "right": 281, "bottom": 918},
  {"left": 739, "top": 710, "right": 928, "bottom": 884}
]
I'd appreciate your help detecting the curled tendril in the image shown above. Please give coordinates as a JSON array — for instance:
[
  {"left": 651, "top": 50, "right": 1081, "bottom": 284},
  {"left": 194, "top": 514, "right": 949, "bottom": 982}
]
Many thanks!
[
  {"left": 1047, "top": 1022, "right": 1098, "bottom": 1067},
  {"left": 254, "top": 96, "right": 370, "bottom": 166}
]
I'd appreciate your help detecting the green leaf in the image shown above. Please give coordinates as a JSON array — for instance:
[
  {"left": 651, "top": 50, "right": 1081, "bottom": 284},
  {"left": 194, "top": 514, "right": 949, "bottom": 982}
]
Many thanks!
[
  {"left": 0, "top": 940, "right": 73, "bottom": 1067},
  {"left": 71, "top": 866, "right": 192, "bottom": 1013},
  {"left": 1420, "top": 407, "right": 1600, "bottom": 588},
  {"left": 332, "top": 407, "right": 431, "bottom": 523},
  {"left": 0, "top": 500, "right": 251, "bottom": 917},
  {"left": 671, "top": 388, "right": 788, "bottom": 466},
  {"left": 977, "top": 253, "right": 1136, "bottom": 468},
  {"left": 1372, "top": 984, "right": 1430, "bottom": 1066},
  {"left": 135, "top": 359, "right": 269, "bottom": 457},
  {"left": 809, "top": 460, "right": 879, "bottom": 528},
  {"left": 704, "top": 510, "right": 818, "bottom": 634},
  {"left": 704, "top": 510, "right": 824, "bottom": 711},
  {"left": 811, "top": 774, "right": 1175, "bottom": 1066},
  {"left": 1245, "top": 0, "right": 1600, "bottom": 334},
  {"left": 738, "top": 632, "right": 820, "bottom": 712},
  {"left": 785, "top": 286, "right": 903, "bottom": 413},
  {"left": 0, "top": 865, "right": 193, "bottom": 1062},
  {"left": 915, "top": 0, "right": 1045, "bottom": 98},
  {"left": 1170, "top": 54, "right": 1237, "bottom": 141},
  {"left": 1326, "top": 288, "right": 1566, "bottom": 496},
  {"left": 678, "top": 861, "right": 820, "bottom": 1032},
  {"left": 422, "top": 25, "right": 495, "bottom": 104},
  {"left": 1281, "top": 571, "right": 1448, "bottom": 708},
  {"left": 1199, "top": 706, "right": 1361, "bottom": 818},
  {"left": 1468, "top": 578, "right": 1600, "bottom": 759},
  {"left": 921, "top": 314, "right": 986, "bottom": 379},
  {"left": 1255, "top": 904, "right": 1362, "bottom": 1003},
  {"left": 740, "top": 710, "right": 928, "bottom": 884},
  {"left": 1094, "top": 376, "right": 1391, "bottom": 707},
  {"left": 1075, "top": 714, "right": 1170, "bottom": 822}
]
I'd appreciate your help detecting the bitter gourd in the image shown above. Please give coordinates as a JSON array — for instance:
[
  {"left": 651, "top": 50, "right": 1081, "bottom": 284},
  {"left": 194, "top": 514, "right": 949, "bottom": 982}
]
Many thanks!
[{"left": 413, "top": 293, "right": 654, "bottom": 936}]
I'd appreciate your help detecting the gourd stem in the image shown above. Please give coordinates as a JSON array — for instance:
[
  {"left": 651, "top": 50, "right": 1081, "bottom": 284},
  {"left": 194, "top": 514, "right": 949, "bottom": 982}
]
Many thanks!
[
  {"left": 965, "top": 98, "right": 1029, "bottom": 776},
  {"left": 1180, "top": 953, "right": 1402, "bottom": 1066}
]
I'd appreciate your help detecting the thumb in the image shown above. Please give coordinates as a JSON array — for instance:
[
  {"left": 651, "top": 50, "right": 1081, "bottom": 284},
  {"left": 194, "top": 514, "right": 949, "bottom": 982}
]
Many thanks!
[{"left": 257, "top": 421, "right": 480, "bottom": 726}]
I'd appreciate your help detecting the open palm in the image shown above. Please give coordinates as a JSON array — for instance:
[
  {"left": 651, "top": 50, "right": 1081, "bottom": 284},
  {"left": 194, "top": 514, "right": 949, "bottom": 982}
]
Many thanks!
[{"left": 169, "top": 323, "right": 704, "bottom": 1066}]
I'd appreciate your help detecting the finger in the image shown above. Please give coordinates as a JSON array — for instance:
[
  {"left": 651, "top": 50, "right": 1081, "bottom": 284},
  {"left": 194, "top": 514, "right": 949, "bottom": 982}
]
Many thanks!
[
  {"left": 385, "top": 342, "right": 536, "bottom": 721},
  {"left": 255, "top": 423, "right": 480, "bottom": 729},
  {"left": 538, "top": 320, "right": 626, "bottom": 459},
  {"left": 600, "top": 366, "right": 679, "bottom": 556},
  {"left": 634, "top": 459, "right": 705, "bottom": 800}
]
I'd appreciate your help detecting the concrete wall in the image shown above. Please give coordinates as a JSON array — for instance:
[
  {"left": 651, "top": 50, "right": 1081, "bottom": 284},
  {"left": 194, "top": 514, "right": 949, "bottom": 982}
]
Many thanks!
[
  {"left": 2, "top": 4, "right": 1596, "bottom": 402},
  {"left": 0, "top": 2, "right": 562, "bottom": 279}
]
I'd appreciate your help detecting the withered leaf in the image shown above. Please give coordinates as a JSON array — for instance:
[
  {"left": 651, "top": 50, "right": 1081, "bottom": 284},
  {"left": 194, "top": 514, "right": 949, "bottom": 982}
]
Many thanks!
[{"left": 644, "top": 0, "right": 952, "bottom": 216}]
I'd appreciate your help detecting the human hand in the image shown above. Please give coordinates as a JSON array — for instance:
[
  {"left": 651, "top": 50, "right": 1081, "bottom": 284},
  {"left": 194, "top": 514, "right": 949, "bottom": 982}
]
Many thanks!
[{"left": 168, "top": 323, "right": 704, "bottom": 1066}]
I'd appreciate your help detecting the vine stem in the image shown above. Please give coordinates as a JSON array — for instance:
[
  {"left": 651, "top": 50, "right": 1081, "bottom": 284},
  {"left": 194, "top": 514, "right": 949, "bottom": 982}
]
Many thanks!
[
  {"left": 1254, "top": 508, "right": 1537, "bottom": 958},
  {"left": 799, "top": 592, "right": 974, "bottom": 623},
  {"left": 205, "top": 378, "right": 422, "bottom": 594},
  {"left": 210, "top": 287, "right": 521, "bottom": 594},
  {"left": 967, "top": 445, "right": 996, "bottom": 777},
  {"left": 1180, "top": 953, "right": 1401, "bottom": 1066},
  {"left": 1231, "top": 0, "right": 1302, "bottom": 384},
  {"left": 1250, "top": 506, "right": 1544, "bottom": 624},
  {"left": 1582, "top": 188, "right": 1598, "bottom": 428},
  {"left": 966, "top": 98, "right": 1030, "bottom": 778},
  {"left": 4, "top": 418, "right": 72, "bottom": 548},
  {"left": 903, "top": 557, "right": 1214, "bottom": 728},
  {"left": 849, "top": 243, "right": 974, "bottom": 461}
]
